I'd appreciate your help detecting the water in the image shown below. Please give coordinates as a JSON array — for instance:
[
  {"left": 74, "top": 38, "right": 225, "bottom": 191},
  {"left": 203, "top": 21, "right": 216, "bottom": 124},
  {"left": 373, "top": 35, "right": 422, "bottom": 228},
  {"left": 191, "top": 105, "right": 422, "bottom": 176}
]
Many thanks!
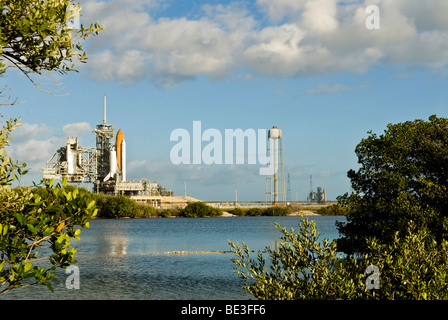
[{"left": 2, "top": 215, "right": 345, "bottom": 300}]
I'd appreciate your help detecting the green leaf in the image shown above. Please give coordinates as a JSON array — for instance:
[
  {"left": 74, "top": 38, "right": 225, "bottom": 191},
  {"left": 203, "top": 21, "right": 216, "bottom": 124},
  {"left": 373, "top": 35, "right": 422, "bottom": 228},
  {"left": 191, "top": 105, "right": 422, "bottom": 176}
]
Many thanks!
[
  {"left": 24, "top": 262, "right": 32, "bottom": 273},
  {"left": 42, "top": 281, "right": 54, "bottom": 293},
  {"left": 87, "top": 200, "right": 95, "bottom": 210},
  {"left": 27, "top": 224, "right": 37, "bottom": 234},
  {"left": 2, "top": 224, "right": 8, "bottom": 236},
  {"left": 42, "top": 226, "right": 54, "bottom": 236},
  {"left": 15, "top": 213, "right": 24, "bottom": 225}
]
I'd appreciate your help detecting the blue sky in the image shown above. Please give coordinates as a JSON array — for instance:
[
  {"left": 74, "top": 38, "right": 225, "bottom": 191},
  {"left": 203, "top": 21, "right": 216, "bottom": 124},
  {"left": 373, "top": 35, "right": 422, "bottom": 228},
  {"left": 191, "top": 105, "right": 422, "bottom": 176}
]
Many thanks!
[{"left": 2, "top": 0, "right": 448, "bottom": 201}]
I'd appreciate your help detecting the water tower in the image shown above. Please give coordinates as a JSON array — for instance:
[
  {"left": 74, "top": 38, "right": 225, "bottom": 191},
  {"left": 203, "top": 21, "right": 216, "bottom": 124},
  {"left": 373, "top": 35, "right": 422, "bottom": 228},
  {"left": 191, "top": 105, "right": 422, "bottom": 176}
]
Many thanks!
[{"left": 265, "top": 125, "right": 286, "bottom": 205}]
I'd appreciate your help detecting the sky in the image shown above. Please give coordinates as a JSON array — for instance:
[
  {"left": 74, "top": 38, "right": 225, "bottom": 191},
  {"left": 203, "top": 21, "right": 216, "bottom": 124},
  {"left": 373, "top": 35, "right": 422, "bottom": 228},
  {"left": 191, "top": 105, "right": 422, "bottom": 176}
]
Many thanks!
[{"left": 2, "top": 0, "right": 448, "bottom": 202}]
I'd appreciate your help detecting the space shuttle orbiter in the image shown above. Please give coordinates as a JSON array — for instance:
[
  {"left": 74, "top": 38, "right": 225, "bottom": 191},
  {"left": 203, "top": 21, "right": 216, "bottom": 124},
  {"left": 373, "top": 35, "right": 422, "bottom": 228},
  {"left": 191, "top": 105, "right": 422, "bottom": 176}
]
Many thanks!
[{"left": 104, "top": 129, "right": 126, "bottom": 182}]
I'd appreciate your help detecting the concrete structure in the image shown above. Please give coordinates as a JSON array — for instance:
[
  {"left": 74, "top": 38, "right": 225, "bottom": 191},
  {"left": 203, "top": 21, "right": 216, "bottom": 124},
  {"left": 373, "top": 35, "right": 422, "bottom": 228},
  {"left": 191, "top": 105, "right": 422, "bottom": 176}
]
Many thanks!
[{"left": 131, "top": 195, "right": 200, "bottom": 209}]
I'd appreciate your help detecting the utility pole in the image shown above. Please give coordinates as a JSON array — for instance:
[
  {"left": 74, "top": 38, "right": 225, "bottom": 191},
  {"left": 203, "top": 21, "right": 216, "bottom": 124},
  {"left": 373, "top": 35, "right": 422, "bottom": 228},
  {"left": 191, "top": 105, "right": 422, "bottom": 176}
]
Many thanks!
[
  {"left": 287, "top": 172, "right": 291, "bottom": 202},
  {"left": 235, "top": 186, "right": 238, "bottom": 207}
]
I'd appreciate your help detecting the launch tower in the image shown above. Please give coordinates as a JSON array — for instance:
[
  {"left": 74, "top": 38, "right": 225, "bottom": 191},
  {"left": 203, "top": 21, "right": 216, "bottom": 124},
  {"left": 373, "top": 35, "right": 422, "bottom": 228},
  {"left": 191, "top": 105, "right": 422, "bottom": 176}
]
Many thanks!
[{"left": 93, "top": 96, "right": 115, "bottom": 192}]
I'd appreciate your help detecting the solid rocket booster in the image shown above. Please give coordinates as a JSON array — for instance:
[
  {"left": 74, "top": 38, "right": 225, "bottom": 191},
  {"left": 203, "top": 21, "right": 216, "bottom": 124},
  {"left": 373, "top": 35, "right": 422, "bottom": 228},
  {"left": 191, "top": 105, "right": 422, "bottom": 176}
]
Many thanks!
[
  {"left": 122, "top": 138, "right": 126, "bottom": 181},
  {"left": 103, "top": 129, "right": 127, "bottom": 182}
]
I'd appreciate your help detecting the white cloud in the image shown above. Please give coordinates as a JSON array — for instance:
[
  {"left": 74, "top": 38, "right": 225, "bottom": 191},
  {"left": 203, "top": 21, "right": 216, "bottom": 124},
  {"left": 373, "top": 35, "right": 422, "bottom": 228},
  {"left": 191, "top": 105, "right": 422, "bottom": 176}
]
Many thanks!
[
  {"left": 78, "top": 0, "right": 448, "bottom": 86},
  {"left": 256, "top": 0, "right": 306, "bottom": 23},
  {"left": 62, "top": 122, "right": 92, "bottom": 137},
  {"left": 10, "top": 138, "right": 59, "bottom": 163},
  {"left": 10, "top": 123, "right": 52, "bottom": 143},
  {"left": 302, "top": 0, "right": 339, "bottom": 34}
]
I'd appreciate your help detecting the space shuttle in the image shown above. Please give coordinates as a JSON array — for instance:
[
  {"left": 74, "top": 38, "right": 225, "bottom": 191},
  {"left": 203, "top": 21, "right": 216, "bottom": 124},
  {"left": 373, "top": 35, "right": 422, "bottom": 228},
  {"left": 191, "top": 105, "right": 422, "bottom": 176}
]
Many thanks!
[{"left": 104, "top": 129, "right": 126, "bottom": 182}]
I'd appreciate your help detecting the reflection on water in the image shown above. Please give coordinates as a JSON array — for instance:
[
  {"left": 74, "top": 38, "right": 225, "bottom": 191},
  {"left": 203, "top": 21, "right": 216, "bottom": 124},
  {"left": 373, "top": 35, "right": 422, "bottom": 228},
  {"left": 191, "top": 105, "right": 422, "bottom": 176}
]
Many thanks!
[
  {"left": 105, "top": 235, "right": 128, "bottom": 256},
  {"left": 2, "top": 216, "right": 344, "bottom": 300}
]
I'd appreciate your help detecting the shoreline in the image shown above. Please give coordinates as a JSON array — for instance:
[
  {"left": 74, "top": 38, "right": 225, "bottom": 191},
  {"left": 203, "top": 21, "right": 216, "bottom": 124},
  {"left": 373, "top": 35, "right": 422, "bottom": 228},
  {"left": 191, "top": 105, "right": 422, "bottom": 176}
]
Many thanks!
[
  {"left": 221, "top": 210, "right": 320, "bottom": 217},
  {"left": 92, "top": 211, "right": 322, "bottom": 219}
]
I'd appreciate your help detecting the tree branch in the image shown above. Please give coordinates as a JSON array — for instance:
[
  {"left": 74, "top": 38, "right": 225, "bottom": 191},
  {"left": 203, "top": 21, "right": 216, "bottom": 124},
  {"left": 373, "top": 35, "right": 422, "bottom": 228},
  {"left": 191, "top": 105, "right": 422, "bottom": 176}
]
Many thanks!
[{"left": 1, "top": 53, "right": 68, "bottom": 98}]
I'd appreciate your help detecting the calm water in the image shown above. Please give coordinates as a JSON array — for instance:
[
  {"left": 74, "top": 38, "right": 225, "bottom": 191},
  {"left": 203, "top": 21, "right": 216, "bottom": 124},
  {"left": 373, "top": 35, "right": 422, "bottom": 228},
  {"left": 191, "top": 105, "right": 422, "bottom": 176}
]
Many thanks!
[{"left": 3, "top": 215, "right": 345, "bottom": 300}]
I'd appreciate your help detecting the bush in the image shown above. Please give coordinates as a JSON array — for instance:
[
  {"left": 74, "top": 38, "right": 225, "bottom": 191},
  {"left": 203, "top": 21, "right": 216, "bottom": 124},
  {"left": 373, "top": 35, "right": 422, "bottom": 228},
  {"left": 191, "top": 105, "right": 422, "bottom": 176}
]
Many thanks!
[
  {"left": 263, "top": 206, "right": 288, "bottom": 216},
  {"left": 181, "top": 202, "right": 222, "bottom": 217},
  {"left": 246, "top": 208, "right": 263, "bottom": 216},
  {"left": 363, "top": 222, "right": 448, "bottom": 299},
  {"left": 95, "top": 195, "right": 155, "bottom": 218},
  {"left": 226, "top": 207, "right": 248, "bottom": 216},
  {"left": 317, "top": 204, "right": 350, "bottom": 216},
  {"left": 157, "top": 209, "right": 172, "bottom": 218},
  {"left": 230, "top": 218, "right": 448, "bottom": 300},
  {"left": 229, "top": 218, "right": 367, "bottom": 299}
]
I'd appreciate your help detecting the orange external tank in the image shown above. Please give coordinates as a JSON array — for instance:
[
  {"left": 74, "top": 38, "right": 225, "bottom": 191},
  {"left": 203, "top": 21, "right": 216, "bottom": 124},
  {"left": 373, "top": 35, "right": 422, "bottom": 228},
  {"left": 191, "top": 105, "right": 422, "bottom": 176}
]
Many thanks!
[{"left": 116, "top": 129, "right": 124, "bottom": 171}]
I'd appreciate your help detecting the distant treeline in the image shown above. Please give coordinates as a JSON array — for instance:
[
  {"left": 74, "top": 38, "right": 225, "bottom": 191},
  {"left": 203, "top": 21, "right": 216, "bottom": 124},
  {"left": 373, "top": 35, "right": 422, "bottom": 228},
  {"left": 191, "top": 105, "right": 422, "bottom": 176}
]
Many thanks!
[
  {"left": 32, "top": 185, "right": 347, "bottom": 218},
  {"left": 226, "top": 204, "right": 348, "bottom": 216},
  {"left": 33, "top": 186, "right": 221, "bottom": 218},
  {"left": 225, "top": 206, "right": 288, "bottom": 216}
]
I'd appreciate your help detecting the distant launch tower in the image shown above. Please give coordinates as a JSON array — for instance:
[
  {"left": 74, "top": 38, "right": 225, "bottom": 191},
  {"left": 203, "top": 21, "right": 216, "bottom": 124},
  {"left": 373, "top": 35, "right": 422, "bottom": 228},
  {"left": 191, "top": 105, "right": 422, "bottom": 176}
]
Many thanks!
[
  {"left": 265, "top": 125, "right": 286, "bottom": 205},
  {"left": 307, "top": 169, "right": 327, "bottom": 203},
  {"left": 43, "top": 96, "right": 172, "bottom": 196}
]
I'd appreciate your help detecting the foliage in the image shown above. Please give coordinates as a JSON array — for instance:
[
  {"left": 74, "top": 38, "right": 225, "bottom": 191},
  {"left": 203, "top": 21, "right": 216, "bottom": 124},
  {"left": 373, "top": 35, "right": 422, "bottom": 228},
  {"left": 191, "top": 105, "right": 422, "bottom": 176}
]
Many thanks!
[
  {"left": 0, "top": 0, "right": 103, "bottom": 78},
  {"left": 337, "top": 115, "right": 448, "bottom": 255},
  {"left": 181, "top": 202, "right": 222, "bottom": 217},
  {"left": 363, "top": 222, "right": 448, "bottom": 299},
  {"left": 246, "top": 207, "right": 263, "bottom": 216},
  {"left": 95, "top": 194, "right": 155, "bottom": 218},
  {"left": 226, "top": 206, "right": 288, "bottom": 217},
  {"left": 0, "top": 119, "right": 28, "bottom": 185},
  {"left": 264, "top": 206, "right": 288, "bottom": 216},
  {"left": 157, "top": 209, "right": 172, "bottom": 218},
  {"left": 229, "top": 218, "right": 368, "bottom": 299},
  {"left": 230, "top": 218, "right": 448, "bottom": 300},
  {"left": 0, "top": 119, "right": 97, "bottom": 295},
  {"left": 316, "top": 204, "right": 350, "bottom": 216}
]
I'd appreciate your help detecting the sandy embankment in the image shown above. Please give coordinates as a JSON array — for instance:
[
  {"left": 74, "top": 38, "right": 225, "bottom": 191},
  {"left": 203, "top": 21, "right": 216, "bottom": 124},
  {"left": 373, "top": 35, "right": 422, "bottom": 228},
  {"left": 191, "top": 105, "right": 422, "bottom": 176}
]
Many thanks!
[
  {"left": 221, "top": 210, "right": 320, "bottom": 217},
  {"left": 288, "top": 210, "right": 321, "bottom": 216}
]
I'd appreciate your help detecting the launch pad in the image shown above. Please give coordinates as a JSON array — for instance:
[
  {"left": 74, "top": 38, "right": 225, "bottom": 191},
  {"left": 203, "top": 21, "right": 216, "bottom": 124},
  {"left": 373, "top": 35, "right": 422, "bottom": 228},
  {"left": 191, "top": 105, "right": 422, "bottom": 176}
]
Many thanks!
[{"left": 43, "top": 96, "right": 172, "bottom": 196}]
